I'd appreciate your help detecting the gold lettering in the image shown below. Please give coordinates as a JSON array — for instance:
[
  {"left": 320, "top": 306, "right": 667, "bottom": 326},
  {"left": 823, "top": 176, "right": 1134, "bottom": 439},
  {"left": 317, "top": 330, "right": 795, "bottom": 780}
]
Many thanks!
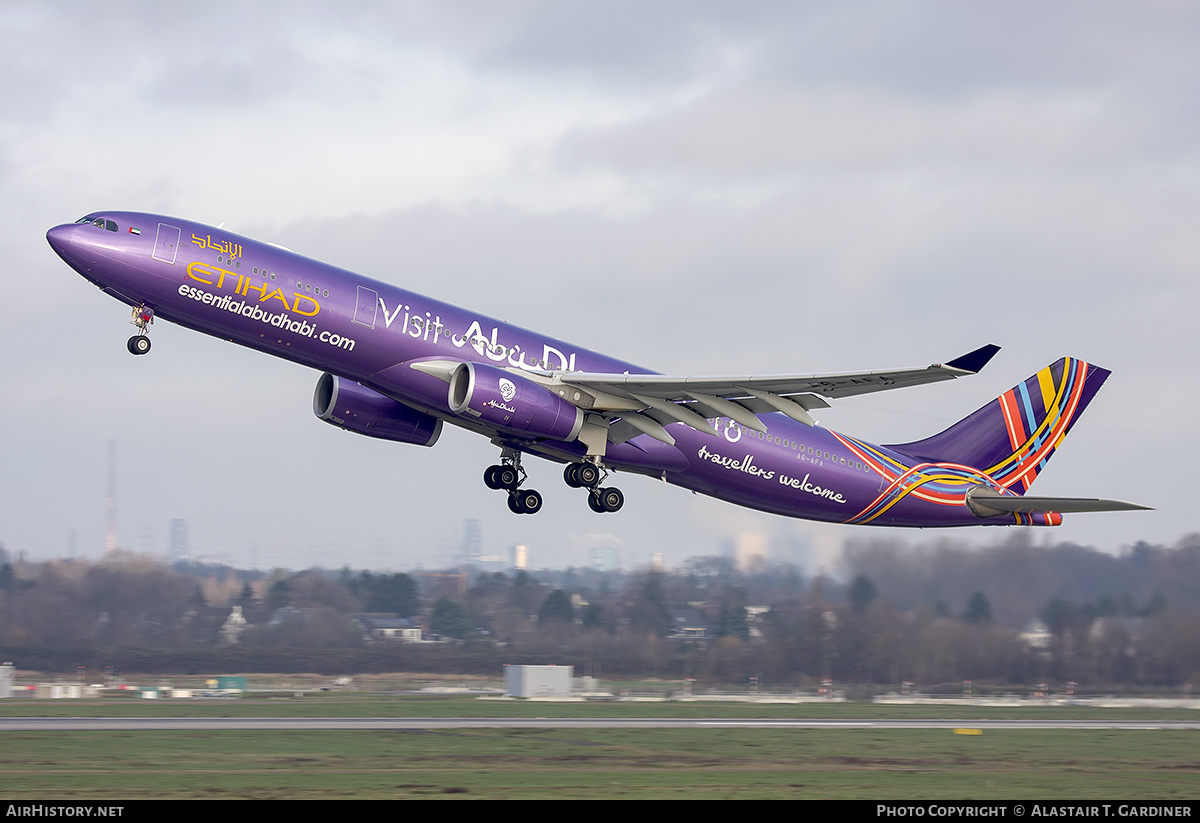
[
  {"left": 291, "top": 293, "right": 321, "bottom": 316},
  {"left": 242, "top": 279, "right": 269, "bottom": 300},
  {"left": 188, "top": 247, "right": 319, "bottom": 317},
  {"left": 261, "top": 287, "right": 291, "bottom": 309},
  {"left": 186, "top": 261, "right": 214, "bottom": 285},
  {"left": 210, "top": 266, "right": 237, "bottom": 289}
]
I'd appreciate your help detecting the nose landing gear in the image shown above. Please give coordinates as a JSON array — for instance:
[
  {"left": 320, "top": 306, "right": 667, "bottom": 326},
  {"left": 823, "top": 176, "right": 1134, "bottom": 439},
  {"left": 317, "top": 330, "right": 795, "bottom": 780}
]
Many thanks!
[{"left": 127, "top": 305, "right": 154, "bottom": 355}]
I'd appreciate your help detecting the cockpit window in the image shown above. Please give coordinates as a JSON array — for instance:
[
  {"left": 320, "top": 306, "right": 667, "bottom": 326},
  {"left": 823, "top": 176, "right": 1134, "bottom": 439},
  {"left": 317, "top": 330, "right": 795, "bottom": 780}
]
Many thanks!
[{"left": 81, "top": 217, "right": 118, "bottom": 231}]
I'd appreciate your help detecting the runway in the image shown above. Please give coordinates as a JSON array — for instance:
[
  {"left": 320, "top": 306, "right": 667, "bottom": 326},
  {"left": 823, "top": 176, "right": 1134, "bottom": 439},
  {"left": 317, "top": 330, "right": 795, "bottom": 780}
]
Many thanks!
[{"left": 3, "top": 717, "right": 1199, "bottom": 731}]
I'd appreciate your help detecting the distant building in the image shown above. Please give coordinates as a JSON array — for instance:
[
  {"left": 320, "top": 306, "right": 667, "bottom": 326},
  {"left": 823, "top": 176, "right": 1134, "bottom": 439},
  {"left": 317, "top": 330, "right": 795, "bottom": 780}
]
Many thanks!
[
  {"left": 267, "top": 606, "right": 308, "bottom": 627},
  {"left": 505, "top": 665, "right": 573, "bottom": 698},
  {"left": 775, "top": 533, "right": 813, "bottom": 575},
  {"left": 668, "top": 608, "right": 712, "bottom": 640},
  {"left": 461, "top": 519, "right": 482, "bottom": 564},
  {"left": 1019, "top": 618, "right": 1052, "bottom": 651},
  {"left": 735, "top": 533, "right": 769, "bottom": 572},
  {"left": 590, "top": 546, "right": 619, "bottom": 572},
  {"left": 355, "top": 616, "right": 423, "bottom": 643},
  {"left": 218, "top": 606, "right": 247, "bottom": 645},
  {"left": 745, "top": 605, "right": 770, "bottom": 641},
  {"left": 169, "top": 519, "right": 189, "bottom": 561}
]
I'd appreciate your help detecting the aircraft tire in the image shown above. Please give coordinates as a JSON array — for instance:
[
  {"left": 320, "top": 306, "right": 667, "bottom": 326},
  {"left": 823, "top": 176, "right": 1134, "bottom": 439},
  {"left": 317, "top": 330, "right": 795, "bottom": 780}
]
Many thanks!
[
  {"left": 576, "top": 463, "right": 600, "bottom": 487},
  {"left": 598, "top": 487, "right": 624, "bottom": 513},
  {"left": 517, "top": 489, "right": 542, "bottom": 514},
  {"left": 496, "top": 466, "right": 519, "bottom": 490},
  {"left": 563, "top": 464, "right": 582, "bottom": 488},
  {"left": 127, "top": 335, "right": 151, "bottom": 355},
  {"left": 587, "top": 493, "right": 606, "bottom": 513},
  {"left": 484, "top": 465, "right": 503, "bottom": 490},
  {"left": 508, "top": 489, "right": 542, "bottom": 514}
]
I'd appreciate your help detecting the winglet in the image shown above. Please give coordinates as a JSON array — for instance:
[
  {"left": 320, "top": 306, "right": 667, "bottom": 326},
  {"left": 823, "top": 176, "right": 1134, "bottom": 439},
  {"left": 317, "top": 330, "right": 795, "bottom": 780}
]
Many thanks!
[{"left": 945, "top": 344, "right": 1001, "bottom": 374}]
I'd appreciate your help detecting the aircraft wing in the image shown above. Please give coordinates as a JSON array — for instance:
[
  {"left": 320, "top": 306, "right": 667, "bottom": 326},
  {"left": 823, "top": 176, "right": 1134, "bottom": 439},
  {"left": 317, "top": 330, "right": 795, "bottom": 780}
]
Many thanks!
[
  {"left": 407, "top": 344, "right": 1000, "bottom": 447},
  {"left": 553, "top": 344, "right": 1001, "bottom": 440}
]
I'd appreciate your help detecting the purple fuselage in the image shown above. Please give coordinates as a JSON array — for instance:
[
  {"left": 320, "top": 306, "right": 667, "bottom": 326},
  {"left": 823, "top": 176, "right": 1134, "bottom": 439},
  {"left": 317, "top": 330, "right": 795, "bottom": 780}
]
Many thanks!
[{"left": 47, "top": 211, "right": 1051, "bottom": 528}]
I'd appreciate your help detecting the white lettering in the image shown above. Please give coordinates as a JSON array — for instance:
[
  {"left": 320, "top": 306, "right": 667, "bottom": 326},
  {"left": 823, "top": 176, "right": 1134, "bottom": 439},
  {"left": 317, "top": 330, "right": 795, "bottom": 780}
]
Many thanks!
[
  {"left": 377, "top": 297, "right": 406, "bottom": 329},
  {"left": 778, "top": 472, "right": 847, "bottom": 504}
]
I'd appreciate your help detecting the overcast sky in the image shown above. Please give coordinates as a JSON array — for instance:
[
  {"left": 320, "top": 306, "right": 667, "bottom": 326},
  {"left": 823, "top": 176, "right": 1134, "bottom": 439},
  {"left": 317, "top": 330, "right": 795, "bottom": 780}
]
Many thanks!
[{"left": 2, "top": 1, "right": 1195, "bottom": 572}]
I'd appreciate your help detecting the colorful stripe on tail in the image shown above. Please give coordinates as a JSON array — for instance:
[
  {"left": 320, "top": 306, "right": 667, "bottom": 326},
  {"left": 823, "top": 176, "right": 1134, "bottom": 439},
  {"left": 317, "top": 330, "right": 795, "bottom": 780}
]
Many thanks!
[{"left": 885, "top": 357, "right": 1110, "bottom": 494}]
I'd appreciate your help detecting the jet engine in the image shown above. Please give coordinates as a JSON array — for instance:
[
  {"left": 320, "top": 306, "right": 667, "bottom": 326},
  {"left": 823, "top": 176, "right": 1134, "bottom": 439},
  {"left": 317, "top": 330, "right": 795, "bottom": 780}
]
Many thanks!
[
  {"left": 448, "top": 361, "right": 583, "bottom": 441},
  {"left": 313, "top": 373, "right": 442, "bottom": 446}
]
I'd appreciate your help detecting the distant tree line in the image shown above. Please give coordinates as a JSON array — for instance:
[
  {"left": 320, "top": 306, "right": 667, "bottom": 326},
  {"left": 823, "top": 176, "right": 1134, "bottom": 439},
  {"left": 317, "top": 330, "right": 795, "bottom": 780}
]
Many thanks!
[{"left": 1, "top": 534, "right": 1198, "bottom": 689}]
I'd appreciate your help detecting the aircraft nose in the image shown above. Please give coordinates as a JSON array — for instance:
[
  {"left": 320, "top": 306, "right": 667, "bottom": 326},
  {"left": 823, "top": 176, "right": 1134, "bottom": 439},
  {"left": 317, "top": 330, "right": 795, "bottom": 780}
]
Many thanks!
[{"left": 46, "top": 223, "right": 76, "bottom": 256}]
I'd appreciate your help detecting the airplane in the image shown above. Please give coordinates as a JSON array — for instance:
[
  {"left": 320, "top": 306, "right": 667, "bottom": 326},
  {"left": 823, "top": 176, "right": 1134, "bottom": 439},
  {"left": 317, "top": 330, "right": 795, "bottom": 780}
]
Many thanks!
[{"left": 47, "top": 211, "right": 1148, "bottom": 526}]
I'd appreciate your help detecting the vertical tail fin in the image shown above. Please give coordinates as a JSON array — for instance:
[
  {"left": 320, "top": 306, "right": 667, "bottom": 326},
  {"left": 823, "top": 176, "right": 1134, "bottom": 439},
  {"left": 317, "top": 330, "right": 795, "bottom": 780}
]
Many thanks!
[{"left": 886, "top": 357, "right": 1110, "bottom": 493}]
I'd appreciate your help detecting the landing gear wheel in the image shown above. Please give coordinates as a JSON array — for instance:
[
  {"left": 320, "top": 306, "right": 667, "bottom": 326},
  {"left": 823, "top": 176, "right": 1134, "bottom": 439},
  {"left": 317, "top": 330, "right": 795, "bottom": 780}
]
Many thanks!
[
  {"left": 566, "top": 461, "right": 603, "bottom": 488},
  {"left": 127, "top": 335, "right": 151, "bottom": 355},
  {"left": 587, "top": 487, "right": 624, "bottom": 513},
  {"left": 486, "top": 448, "right": 532, "bottom": 509},
  {"left": 597, "top": 487, "right": 624, "bottom": 513},
  {"left": 576, "top": 463, "right": 600, "bottom": 487},
  {"left": 509, "top": 489, "right": 543, "bottom": 514},
  {"left": 485, "top": 464, "right": 520, "bottom": 490}
]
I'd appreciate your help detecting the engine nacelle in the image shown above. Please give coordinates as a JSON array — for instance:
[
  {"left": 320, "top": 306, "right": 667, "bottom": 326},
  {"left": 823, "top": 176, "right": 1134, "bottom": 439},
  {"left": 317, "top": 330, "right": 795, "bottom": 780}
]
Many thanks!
[
  {"left": 313, "top": 373, "right": 442, "bottom": 446},
  {"left": 448, "top": 361, "right": 583, "bottom": 442}
]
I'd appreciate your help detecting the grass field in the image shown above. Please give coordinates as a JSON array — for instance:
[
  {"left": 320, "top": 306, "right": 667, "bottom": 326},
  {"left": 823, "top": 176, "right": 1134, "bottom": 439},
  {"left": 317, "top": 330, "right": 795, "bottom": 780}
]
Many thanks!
[{"left": 1, "top": 690, "right": 1197, "bottom": 799}]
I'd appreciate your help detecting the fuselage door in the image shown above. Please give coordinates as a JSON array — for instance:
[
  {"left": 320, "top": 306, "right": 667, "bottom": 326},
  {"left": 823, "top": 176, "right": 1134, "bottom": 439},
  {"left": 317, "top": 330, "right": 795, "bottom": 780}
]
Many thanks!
[
  {"left": 152, "top": 223, "right": 181, "bottom": 264},
  {"left": 353, "top": 285, "right": 379, "bottom": 328}
]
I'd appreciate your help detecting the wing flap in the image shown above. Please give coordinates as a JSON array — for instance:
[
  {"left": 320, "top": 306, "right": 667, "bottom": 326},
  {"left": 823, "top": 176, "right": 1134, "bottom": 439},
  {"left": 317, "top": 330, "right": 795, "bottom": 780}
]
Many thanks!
[
  {"left": 683, "top": 392, "right": 767, "bottom": 432},
  {"left": 630, "top": 393, "right": 719, "bottom": 437}
]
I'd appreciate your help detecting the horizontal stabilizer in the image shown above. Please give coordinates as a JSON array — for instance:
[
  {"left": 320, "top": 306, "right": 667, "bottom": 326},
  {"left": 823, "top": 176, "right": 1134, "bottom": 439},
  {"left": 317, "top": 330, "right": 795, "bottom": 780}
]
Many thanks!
[{"left": 965, "top": 486, "right": 1151, "bottom": 519}]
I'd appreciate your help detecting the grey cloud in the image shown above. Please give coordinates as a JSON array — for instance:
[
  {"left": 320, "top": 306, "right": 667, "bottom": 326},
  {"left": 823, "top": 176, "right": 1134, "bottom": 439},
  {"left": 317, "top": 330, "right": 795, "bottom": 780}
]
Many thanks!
[{"left": 3, "top": 1, "right": 1193, "bottom": 567}]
